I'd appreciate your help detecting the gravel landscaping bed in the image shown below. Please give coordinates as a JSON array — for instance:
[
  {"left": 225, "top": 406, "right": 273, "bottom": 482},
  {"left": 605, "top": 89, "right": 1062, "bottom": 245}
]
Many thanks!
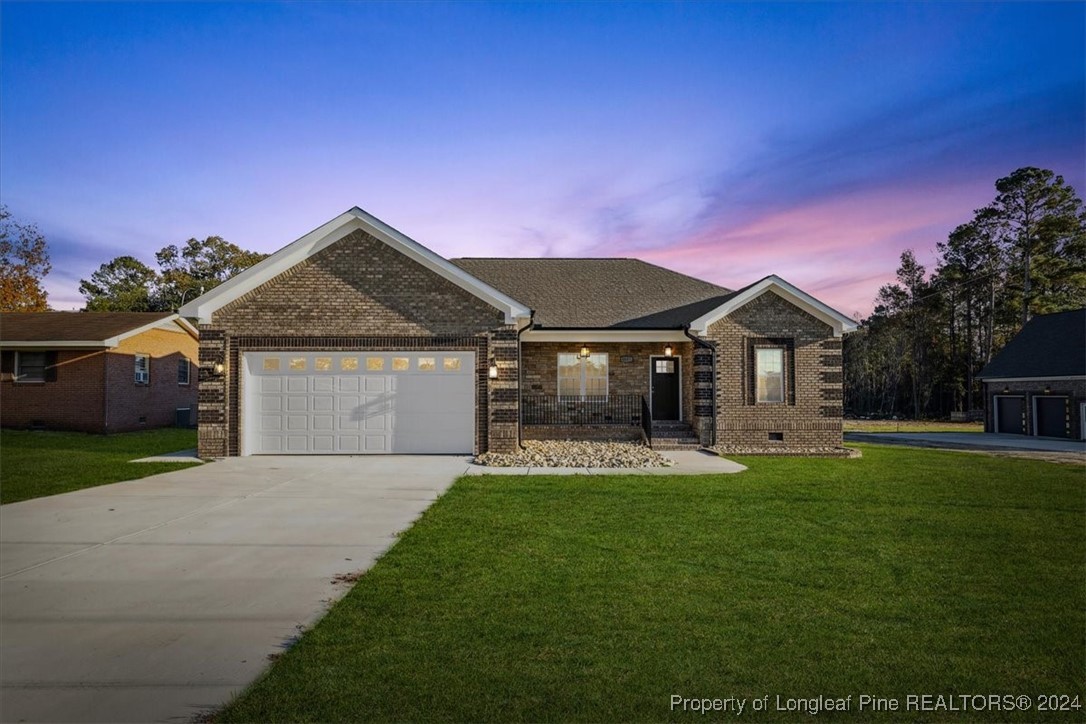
[
  {"left": 710, "top": 445, "right": 860, "bottom": 458},
  {"left": 474, "top": 440, "right": 673, "bottom": 468}
]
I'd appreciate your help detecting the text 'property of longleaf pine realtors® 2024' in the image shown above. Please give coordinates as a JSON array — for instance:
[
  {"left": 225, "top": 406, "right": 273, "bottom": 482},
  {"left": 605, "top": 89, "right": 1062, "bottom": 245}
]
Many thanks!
[{"left": 669, "top": 693, "right": 1082, "bottom": 716}]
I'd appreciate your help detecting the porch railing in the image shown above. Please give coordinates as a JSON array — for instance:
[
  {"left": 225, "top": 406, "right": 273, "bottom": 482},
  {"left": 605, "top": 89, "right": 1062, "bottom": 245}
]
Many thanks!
[
  {"left": 641, "top": 395, "right": 652, "bottom": 445},
  {"left": 522, "top": 395, "right": 642, "bottom": 426}
]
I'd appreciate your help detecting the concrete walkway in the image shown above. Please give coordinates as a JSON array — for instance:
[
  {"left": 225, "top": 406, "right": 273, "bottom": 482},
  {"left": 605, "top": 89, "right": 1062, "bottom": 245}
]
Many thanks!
[
  {"left": 0, "top": 455, "right": 467, "bottom": 723},
  {"left": 846, "top": 431, "right": 1086, "bottom": 454},
  {"left": 464, "top": 449, "right": 747, "bottom": 475}
]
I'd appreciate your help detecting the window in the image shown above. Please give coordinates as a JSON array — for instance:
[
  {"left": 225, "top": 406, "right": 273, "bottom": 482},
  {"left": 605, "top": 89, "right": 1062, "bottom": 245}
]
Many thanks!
[
  {"left": 367, "top": 357, "right": 385, "bottom": 371},
  {"left": 557, "top": 353, "right": 608, "bottom": 398},
  {"left": 289, "top": 358, "right": 306, "bottom": 371},
  {"left": 755, "top": 348, "right": 784, "bottom": 403},
  {"left": 15, "top": 352, "right": 47, "bottom": 382},
  {"left": 135, "top": 354, "right": 150, "bottom": 384},
  {"left": 315, "top": 357, "right": 332, "bottom": 371},
  {"left": 655, "top": 359, "right": 676, "bottom": 374},
  {"left": 177, "top": 358, "right": 190, "bottom": 385},
  {"left": 392, "top": 357, "right": 409, "bottom": 371},
  {"left": 417, "top": 357, "right": 435, "bottom": 371},
  {"left": 443, "top": 357, "right": 461, "bottom": 371},
  {"left": 341, "top": 357, "right": 359, "bottom": 371},
  {"left": 263, "top": 357, "right": 280, "bottom": 371}
]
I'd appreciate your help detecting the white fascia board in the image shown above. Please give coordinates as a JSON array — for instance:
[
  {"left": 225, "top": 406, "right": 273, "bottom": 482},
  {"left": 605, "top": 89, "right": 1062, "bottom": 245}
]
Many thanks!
[
  {"left": 522, "top": 329, "right": 690, "bottom": 343},
  {"left": 689, "top": 276, "right": 858, "bottom": 337},
  {"left": 179, "top": 208, "right": 531, "bottom": 325},
  {"left": 107, "top": 314, "right": 198, "bottom": 346},
  {"left": 979, "top": 375, "right": 1086, "bottom": 382},
  {"left": 0, "top": 340, "right": 110, "bottom": 349}
]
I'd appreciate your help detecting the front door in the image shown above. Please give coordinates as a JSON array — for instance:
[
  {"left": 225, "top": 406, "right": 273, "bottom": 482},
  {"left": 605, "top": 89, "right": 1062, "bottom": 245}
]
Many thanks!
[{"left": 650, "top": 356, "right": 681, "bottom": 420}]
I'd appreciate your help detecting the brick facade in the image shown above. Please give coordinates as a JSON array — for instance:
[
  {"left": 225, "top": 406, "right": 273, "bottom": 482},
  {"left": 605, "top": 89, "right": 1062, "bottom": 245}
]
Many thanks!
[
  {"left": 982, "top": 378, "right": 1086, "bottom": 439},
  {"left": 0, "top": 329, "right": 198, "bottom": 433},
  {"left": 703, "top": 292, "right": 843, "bottom": 449},
  {"left": 198, "top": 228, "right": 516, "bottom": 457}
]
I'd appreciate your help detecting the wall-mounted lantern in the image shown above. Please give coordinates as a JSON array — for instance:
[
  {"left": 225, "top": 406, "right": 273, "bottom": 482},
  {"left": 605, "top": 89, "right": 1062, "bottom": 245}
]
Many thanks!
[
  {"left": 663, "top": 344, "right": 674, "bottom": 357},
  {"left": 212, "top": 362, "right": 226, "bottom": 376},
  {"left": 579, "top": 345, "right": 590, "bottom": 359},
  {"left": 488, "top": 360, "right": 499, "bottom": 379}
]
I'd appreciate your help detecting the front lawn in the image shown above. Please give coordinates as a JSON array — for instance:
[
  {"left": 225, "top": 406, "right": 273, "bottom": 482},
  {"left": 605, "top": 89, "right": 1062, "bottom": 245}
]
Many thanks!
[
  {"left": 221, "top": 445, "right": 1084, "bottom": 722},
  {"left": 0, "top": 428, "right": 199, "bottom": 504}
]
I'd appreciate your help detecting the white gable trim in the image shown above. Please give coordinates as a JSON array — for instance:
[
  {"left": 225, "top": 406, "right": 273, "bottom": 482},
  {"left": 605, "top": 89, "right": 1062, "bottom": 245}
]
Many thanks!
[
  {"left": 179, "top": 208, "right": 531, "bottom": 324},
  {"left": 689, "top": 275, "right": 858, "bottom": 338}
]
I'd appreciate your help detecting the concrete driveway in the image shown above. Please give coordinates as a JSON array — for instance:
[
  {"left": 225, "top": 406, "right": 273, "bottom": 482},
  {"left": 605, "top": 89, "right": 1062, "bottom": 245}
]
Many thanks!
[{"left": 0, "top": 455, "right": 470, "bottom": 723}]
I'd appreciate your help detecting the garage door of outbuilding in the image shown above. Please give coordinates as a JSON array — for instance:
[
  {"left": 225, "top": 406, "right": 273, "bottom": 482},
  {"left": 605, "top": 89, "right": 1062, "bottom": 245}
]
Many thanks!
[
  {"left": 242, "top": 351, "right": 474, "bottom": 455},
  {"left": 994, "top": 395, "right": 1026, "bottom": 435},
  {"left": 1033, "top": 396, "right": 1070, "bottom": 439}
]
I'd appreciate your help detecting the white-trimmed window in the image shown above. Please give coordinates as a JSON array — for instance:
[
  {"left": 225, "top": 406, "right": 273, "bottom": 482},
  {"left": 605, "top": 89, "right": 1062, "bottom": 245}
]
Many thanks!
[
  {"left": 135, "top": 354, "right": 150, "bottom": 385},
  {"left": 177, "top": 358, "right": 190, "bottom": 385},
  {"left": 15, "top": 352, "right": 47, "bottom": 382},
  {"left": 557, "top": 353, "right": 608, "bottom": 398},
  {"left": 755, "top": 348, "right": 784, "bottom": 403}
]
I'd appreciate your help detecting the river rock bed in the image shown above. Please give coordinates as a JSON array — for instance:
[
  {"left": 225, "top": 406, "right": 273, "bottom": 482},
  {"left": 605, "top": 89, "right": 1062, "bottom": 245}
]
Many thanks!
[{"left": 474, "top": 440, "right": 673, "bottom": 468}]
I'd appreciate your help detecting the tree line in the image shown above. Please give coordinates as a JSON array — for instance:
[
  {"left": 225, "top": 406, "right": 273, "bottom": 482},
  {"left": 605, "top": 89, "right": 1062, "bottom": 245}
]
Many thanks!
[{"left": 844, "top": 167, "right": 1086, "bottom": 419}]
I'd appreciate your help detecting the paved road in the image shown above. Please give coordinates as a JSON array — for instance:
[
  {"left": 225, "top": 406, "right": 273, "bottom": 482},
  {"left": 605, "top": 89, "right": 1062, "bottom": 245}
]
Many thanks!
[
  {"left": 0, "top": 456, "right": 468, "bottom": 723},
  {"left": 845, "top": 431, "right": 1086, "bottom": 454}
]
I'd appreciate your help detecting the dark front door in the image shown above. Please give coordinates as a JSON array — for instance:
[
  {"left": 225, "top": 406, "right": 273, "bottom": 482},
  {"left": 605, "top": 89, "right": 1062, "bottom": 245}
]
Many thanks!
[
  {"left": 1035, "top": 396, "right": 1069, "bottom": 438},
  {"left": 651, "top": 356, "right": 680, "bottom": 420},
  {"left": 996, "top": 396, "right": 1025, "bottom": 435}
]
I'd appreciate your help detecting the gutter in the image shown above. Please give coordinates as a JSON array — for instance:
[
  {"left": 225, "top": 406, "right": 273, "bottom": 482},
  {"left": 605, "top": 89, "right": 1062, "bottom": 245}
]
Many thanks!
[
  {"left": 517, "top": 310, "right": 535, "bottom": 450},
  {"left": 684, "top": 325, "right": 717, "bottom": 447}
]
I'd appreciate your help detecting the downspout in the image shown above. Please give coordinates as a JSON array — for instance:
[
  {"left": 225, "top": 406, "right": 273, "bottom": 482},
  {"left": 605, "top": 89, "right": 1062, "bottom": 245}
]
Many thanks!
[
  {"left": 684, "top": 325, "right": 717, "bottom": 447},
  {"left": 517, "top": 310, "right": 535, "bottom": 450}
]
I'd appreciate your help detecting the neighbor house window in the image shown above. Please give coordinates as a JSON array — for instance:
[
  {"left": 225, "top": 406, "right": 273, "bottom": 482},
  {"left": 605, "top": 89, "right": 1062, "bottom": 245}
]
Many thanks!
[
  {"left": 135, "top": 354, "right": 150, "bottom": 384},
  {"left": 755, "top": 348, "right": 784, "bottom": 403},
  {"left": 557, "top": 353, "right": 608, "bottom": 398},
  {"left": 177, "top": 358, "right": 190, "bottom": 385},
  {"left": 15, "top": 352, "right": 47, "bottom": 382}
]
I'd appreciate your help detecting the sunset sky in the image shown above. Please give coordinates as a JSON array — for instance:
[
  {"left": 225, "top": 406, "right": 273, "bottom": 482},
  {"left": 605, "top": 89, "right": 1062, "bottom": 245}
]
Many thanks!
[{"left": 2, "top": 2, "right": 1083, "bottom": 317}]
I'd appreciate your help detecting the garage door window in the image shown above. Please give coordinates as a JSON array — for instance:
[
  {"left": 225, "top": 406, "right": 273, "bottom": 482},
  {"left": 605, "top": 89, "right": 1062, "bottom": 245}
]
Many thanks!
[
  {"left": 444, "top": 357, "right": 462, "bottom": 371},
  {"left": 367, "top": 357, "right": 384, "bottom": 371},
  {"left": 263, "top": 357, "right": 280, "bottom": 371},
  {"left": 341, "top": 357, "right": 358, "bottom": 371},
  {"left": 290, "top": 358, "right": 306, "bottom": 371},
  {"left": 418, "top": 357, "right": 436, "bottom": 371},
  {"left": 392, "top": 357, "right": 409, "bottom": 371},
  {"left": 315, "top": 357, "right": 332, "bottom": 371}
]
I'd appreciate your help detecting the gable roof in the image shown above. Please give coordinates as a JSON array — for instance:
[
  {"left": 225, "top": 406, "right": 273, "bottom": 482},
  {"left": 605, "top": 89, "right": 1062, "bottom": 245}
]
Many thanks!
[
  {"left": 450, "top": 258, "right": 733, "bottom": 329},
  {"left": 0, "top": 312, "right": 198, "bottom": 348},
  {"left": 688, "top": 275, "right": 858, "bottom": 337},
  {"left": 978, "top": 308, "right": 1086, "bottom": 379},
  {"left": 178, "top": 208, "right": 532, "bottom": 324}
]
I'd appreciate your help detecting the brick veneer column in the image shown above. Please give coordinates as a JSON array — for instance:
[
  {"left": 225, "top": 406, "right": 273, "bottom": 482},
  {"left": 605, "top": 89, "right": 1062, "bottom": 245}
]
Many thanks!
[
  {"left": 487, "top": 326, "right": 519, "bottom": 453},
  {"left": 197, "top": 326, "right": 228, "bottom": 458},
  {"left": 692, "top": 346, "right": 715, "bottom": 445}
]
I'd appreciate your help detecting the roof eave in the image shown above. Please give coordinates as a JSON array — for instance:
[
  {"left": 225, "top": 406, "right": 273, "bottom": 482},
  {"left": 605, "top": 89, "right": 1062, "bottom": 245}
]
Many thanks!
[{"left": 688, "top": 275, "right": 857, "bottom": 337}]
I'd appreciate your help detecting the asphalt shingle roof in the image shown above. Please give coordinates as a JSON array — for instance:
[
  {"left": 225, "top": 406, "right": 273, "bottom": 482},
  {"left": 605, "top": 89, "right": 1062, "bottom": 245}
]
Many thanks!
[
  {"left": 0, "top": 312, "right": 176, "bottom": 343},
  {"left": 451, "top": 258, "right": 734, "bottom": 328},
  {"left": 978, "top": 308, "right": 1086, "bottom": 379}
]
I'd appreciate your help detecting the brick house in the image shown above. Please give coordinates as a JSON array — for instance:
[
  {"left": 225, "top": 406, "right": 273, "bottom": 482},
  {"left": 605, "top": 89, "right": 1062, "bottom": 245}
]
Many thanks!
[
  {"left": 0, "top": 312, "right": 200, "bottom": 433},
  {"left": 180, "top": 208, "right": 856, "bottom": 457},
  {"left": 978, "top": 308, "right": 1085, "bottom": 440}
]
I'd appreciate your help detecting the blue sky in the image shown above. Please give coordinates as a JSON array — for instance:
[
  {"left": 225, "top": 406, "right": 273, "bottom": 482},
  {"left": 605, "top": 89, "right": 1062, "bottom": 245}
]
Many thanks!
[{"left": 2, "top": 1, "right": 1083, "bottom": 315}]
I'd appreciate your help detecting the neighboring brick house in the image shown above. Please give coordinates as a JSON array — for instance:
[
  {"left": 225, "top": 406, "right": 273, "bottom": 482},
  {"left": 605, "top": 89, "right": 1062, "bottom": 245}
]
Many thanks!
[
  {"left": 978, "top": 308, "right": 1085, "bottom": 440},
  {"left": 180, "top": 208, "right": 856, "bottom": 458},
  {"left": 0, "top": 312, "right": 200, "bottom": 433}
]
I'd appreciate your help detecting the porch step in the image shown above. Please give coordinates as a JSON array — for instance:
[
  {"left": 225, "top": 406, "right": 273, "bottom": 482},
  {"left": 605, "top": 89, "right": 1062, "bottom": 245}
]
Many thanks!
[{"left": 649, "top": 420, "right": 700, "bottom": 450}]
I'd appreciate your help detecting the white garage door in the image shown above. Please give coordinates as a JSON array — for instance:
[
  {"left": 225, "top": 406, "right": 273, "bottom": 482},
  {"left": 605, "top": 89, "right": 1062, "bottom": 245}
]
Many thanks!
[{"left": 243, "top": 351, "right": 474, "bottom": 455}]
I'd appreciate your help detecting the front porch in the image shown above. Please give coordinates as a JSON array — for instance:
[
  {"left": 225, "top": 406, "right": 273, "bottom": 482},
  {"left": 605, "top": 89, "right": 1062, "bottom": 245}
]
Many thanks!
[{"left": 517, "top": 338, "right": 713, "bottom": 449}]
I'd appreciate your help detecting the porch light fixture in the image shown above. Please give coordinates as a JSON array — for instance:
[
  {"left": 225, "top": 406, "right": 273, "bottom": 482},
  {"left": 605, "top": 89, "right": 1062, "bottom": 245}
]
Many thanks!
[
  {"left": 1044, "top": 385, "right": 1051, "bottom": 394},
  {"left": 1002, "top": 386, "right": 1009, "bottom": 394},
  {"left": 664, "top": 344, "right": 674, "bottom": 357},
  {"left": 212, "top": 362, "right": 225, "bottom": 376},
  {"left": 579, "top": 345, "right": 590, "bottom": 359},
  {"left": 488, "top": 360, "right": 499, "bottom": 379}
]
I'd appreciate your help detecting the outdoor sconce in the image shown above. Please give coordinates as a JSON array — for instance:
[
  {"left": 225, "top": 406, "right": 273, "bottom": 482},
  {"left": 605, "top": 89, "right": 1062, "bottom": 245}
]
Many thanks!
[
  {"left": 212, "top": 362, "right": 225, "bottom": 376},
  {"left": 580, "top": 345, "right": 590, "bottom": 358},
  {"left": 1044, "top": 386, "right": 1051, "bottom": 394},
  {"left": 1002, "top": 386, "right": 1010, "bottom": 394},
  {"left": 488, "top": 361, "right": 499, "bottom": 379},
  {"left": 664, "top": 344, "right": 674, "bottom": 357}
]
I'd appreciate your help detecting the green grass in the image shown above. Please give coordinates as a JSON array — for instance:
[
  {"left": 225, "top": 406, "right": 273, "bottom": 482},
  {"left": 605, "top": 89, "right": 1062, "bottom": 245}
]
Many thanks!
[
  {"left": 220, "top": 445, "right": 1085, "bottom": 723},
  {"left": 0, "top": 428, "right": 199, "bottom": 504},
  {"left": 845, "top": 419, "right": 984, "bottom": 433}
]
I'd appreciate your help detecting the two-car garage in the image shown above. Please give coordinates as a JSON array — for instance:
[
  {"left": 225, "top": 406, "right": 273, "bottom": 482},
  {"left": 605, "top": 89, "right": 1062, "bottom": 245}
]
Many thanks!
[{"left": 242, "top": 351, "right": 475, "bottom": 455}]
